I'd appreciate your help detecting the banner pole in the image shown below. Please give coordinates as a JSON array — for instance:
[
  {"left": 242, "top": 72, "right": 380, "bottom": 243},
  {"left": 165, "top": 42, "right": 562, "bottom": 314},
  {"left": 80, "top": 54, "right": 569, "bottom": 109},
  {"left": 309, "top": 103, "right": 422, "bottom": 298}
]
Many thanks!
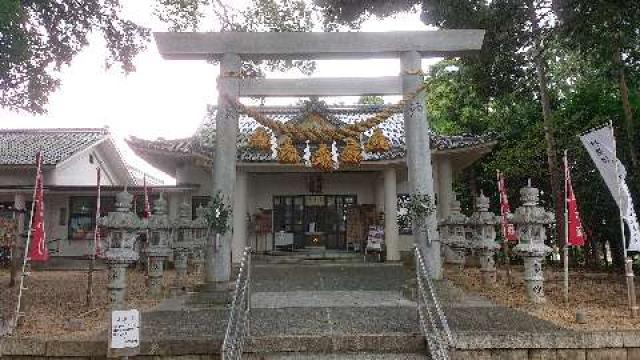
[
  {"left": 87, "top": 167, "right": 100, "bottom": 308},
  {"left": 610, "top": 121, "right": 638, "bottom": 317},
  {"left": 11, "top": 153, "right": 41, "bottom": 332},
  {"left": 563, "top": 150, "right": 569, "bottom": 304},
  {"left": 497, "top": 170, "right": 512, "bottom": 286}
]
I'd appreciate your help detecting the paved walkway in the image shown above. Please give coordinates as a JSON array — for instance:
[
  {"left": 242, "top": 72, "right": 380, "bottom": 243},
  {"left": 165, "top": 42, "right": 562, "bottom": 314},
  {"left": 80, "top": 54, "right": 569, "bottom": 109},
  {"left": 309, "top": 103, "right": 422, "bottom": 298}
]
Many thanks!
[{"left": 247, "top": 262, "right": 425, "bottom": 355}]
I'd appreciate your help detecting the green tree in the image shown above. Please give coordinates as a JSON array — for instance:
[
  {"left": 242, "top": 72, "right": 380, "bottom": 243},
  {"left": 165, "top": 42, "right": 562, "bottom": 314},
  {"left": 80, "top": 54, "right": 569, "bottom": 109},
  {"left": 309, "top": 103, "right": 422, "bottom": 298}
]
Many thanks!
[
  {"left": 555, "top": 0, "right": 640, "bottom": 174},
  {"left": 0, "top": 0, "right": 150, "bottom": 114}
]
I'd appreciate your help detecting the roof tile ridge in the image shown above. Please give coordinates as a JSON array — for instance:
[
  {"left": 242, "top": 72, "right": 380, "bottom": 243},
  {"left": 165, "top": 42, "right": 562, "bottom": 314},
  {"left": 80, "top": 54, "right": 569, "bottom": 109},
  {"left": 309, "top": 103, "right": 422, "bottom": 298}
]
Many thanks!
[{"left": 0, "top": 127, "right": 109, "bottom": 134}]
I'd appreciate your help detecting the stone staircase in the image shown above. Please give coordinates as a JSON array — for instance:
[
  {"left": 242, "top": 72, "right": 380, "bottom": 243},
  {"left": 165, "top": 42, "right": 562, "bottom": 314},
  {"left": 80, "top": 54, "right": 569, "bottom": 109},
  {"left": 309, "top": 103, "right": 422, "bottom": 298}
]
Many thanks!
[
  {"left": 245, "top": 262, "right": 428, "bottom": 359},
  {"left": 253, "top": 249, "right": 368, "bottom": 264}
]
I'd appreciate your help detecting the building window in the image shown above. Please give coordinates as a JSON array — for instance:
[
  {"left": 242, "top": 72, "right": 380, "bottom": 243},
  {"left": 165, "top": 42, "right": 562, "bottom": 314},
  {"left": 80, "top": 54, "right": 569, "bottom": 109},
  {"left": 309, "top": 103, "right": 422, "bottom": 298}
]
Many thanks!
[
  {"left": 68, "top": 196, "right": 115, "bottom": 240},
  {"left": 0, "top": 202, "right": 15, "bottom": 220},
  {"left": 397, "top": 193, "right": 412, "bottom": 235}
]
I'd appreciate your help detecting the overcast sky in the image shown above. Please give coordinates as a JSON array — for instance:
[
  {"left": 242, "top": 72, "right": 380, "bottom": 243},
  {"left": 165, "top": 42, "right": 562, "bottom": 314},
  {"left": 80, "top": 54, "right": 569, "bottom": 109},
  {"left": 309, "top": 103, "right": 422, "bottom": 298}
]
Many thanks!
[{"left": 0, "top": 1, "right": 436, "bottom": 181}]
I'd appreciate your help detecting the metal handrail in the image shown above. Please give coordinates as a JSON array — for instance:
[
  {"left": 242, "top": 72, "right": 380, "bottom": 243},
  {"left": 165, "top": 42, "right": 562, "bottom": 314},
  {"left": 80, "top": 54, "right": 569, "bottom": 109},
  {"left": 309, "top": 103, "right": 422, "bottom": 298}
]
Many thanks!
[
  {"left": 414, "top": 246, "right": 453, "bottom": 360},
  {"left": 221, "top": 246, "right": 252, "bottom": 360}
]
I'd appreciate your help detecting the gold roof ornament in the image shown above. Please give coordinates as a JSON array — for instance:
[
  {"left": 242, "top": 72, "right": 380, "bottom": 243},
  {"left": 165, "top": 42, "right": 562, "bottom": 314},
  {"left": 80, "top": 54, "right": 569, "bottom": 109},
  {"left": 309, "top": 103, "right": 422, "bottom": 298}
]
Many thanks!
[
  {"left": 248, "top": 127, "right": 271, "bottom": 151},
  {"left": 277, "top": 137, "right": 300, "bottom": 164},
  {"left": 366, "top": 128, "right": 391, "bottom": 153},
  {"left": 312, "top": 143, "right": 334, "bottom": 172},
  {"left": 339, "top": 138, "right": 363, "bottom": 166}
]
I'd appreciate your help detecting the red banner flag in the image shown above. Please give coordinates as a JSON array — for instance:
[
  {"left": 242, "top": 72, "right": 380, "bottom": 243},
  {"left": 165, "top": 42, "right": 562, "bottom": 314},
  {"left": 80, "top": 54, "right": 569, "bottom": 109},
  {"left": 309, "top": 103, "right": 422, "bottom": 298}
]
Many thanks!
[
  {"left": 28, "top": 152, "right": 49, "bottom": 262},
  {"left": 497, "top": 170, "right": 518, "bottom": 241},
  {"left": 143, "top": 175, "right": 151, "bottom": 218},
  {"left": 565, "top": 161, "right": 586, "bottom": 247}
]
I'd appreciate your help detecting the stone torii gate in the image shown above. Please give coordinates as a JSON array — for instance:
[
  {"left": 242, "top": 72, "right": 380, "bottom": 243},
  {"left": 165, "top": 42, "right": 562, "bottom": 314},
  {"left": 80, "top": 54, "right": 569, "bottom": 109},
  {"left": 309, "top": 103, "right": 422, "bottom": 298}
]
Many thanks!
[{"left": 154, "top": 30, "right": 485, "bottom": 282}]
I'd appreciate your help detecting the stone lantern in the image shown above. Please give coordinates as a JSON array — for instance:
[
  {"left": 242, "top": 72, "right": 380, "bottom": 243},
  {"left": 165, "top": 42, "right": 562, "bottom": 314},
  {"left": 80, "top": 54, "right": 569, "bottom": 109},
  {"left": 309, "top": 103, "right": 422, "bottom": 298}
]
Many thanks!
[
  {"left": 190, "top": 205, "right": 209, "bottom": 277},
  {"left": 439, "top": 194, "right": 470, "bottom": 270},
  {"left": 468, "top": 192, "right": 501, "bottom": 285},
  {"left": 98, "top": 190, "right": 144, "bottom": 310},
  {"left": 511, "top": 181, "right": 554, "bottom": 303},
  {"left": 172, "top": 202, "right": 193, "bottom": 294},
  {"left": 145, "top": 193, "right": 173, "bottom": 297}
]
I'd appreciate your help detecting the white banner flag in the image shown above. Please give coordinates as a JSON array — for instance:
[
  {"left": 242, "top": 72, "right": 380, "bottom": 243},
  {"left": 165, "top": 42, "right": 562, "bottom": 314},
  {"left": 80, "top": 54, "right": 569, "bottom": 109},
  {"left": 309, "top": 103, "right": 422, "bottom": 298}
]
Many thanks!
[{"left": 580, "top": 126, "right": 640, "bottom": 252}]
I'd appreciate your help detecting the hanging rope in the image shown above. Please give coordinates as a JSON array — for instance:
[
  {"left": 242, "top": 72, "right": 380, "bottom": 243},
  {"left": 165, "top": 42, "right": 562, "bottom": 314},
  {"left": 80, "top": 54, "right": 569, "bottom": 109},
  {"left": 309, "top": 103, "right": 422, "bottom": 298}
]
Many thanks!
[{"left": 221, "top": 83, "right": 427, "bottom": 143}]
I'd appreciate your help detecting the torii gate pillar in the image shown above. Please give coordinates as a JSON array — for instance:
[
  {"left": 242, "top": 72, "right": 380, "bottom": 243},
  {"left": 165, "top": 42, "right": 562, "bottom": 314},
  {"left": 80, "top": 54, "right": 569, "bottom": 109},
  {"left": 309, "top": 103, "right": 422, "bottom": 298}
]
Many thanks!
[
  {"left": 402, "top": 51, "right": 441, "bottom": 279},
  {"left": 206, "top": 53, "right": 241, "bottom": 284}
]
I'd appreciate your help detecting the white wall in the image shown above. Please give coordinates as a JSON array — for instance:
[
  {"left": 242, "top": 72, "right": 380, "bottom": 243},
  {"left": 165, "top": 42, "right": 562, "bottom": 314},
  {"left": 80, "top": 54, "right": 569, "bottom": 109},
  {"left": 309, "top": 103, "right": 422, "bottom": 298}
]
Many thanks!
[
  {"left": 51, "top": 145, "right": 121, "bottom": 186},
  {"left": 248, "top": 172, "right": 378, "bottom": 212},
  {"left": 176, "top": 162, "right": 212, "bottom": 197}
]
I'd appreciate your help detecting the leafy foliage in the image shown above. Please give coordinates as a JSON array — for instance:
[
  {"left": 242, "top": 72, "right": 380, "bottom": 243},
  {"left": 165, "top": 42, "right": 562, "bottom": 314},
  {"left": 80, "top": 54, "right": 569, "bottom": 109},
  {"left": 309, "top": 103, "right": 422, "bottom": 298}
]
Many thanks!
[
  {"left": 203, "top": 191, "right": 232, "bottom": 234},
  {"left": 0, "top": 0, "right": 150, "bottom": 114}
]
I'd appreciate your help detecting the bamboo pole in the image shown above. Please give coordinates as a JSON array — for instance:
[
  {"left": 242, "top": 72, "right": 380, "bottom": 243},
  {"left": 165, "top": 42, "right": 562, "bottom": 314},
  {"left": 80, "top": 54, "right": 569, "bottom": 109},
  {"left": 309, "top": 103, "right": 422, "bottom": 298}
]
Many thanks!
[
  {"left": 610, "top": 122, "right": 638, "bottom": 318},
  {"left": 563, "top": 150, "right": 569, "bottom": 304},
  {"left": 86, "top": 167, "right": 101, "bottom": 308}
]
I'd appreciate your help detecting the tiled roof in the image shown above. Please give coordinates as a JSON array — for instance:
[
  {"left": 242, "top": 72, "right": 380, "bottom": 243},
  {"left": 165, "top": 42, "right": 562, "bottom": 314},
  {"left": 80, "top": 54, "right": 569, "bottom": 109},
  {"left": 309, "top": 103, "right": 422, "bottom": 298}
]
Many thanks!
[
  {"left": 127, "top": 166, "right": 166, "bottom": 186},
  {"left": 0, "top": 128, "right": 110, "bottom": 165},
  {"left": 127, "top": 103, "right": 494, "bottom": 163}
]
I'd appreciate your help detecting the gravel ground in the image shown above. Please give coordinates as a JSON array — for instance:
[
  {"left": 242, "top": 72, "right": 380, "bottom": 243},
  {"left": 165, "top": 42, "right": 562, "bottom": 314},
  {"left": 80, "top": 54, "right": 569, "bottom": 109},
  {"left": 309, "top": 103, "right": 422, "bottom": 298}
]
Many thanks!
[
  {"left": 444, "top": 264, "right": 640, "bottom": 330},
  {"left": 0, "top": 268, "right": 201, "bottom": 338}
]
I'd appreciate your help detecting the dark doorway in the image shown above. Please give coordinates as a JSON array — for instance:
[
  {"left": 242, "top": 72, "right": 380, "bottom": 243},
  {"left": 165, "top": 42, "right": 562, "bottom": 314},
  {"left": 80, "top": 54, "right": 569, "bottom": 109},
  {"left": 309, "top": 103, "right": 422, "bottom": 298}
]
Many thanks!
[{"left": 272, "top": 194, "right": 357, "bottom": 250}]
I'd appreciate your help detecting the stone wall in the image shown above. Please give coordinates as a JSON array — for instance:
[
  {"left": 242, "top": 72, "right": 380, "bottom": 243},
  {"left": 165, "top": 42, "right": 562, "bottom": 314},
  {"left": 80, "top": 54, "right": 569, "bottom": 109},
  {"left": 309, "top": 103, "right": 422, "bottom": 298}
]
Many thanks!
[
  {"left": 451, "top": 331, "right": 640, "bottom": 360},
  {"left": 3, "top": 331, "right": 640, "bottom": 359}
]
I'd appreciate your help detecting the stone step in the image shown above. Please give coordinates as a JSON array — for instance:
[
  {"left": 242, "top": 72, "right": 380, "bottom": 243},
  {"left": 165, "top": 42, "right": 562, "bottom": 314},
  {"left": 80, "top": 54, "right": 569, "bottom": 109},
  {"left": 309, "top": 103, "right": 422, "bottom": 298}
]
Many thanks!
[
  {"left": 245, "top": 352, "right": 428, "bottom": 359},
  {"left": 254, "top": 255, "right": 367, "bottom": 265},
  {"left": 246, "top": 334, "right": 426, "bottom": 354}
]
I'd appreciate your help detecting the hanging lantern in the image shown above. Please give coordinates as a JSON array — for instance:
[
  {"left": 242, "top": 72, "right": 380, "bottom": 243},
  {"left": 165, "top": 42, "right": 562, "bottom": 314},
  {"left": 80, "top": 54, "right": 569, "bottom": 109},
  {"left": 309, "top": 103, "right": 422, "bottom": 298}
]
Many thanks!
[
  {"left": 249, "top": 127, "right": 272, "bottom": 151},
  {"left": 366, "top": 128, "right": 391, "bottom": 153},
  {"left": 313, "top": 143, "right": 334, "bottom": 172},
  {"left": 339, "top": 138, "right": 363, "bottom": 166},
  {"left": 278, "top": 137, "right": 300, "bottom": 164}
]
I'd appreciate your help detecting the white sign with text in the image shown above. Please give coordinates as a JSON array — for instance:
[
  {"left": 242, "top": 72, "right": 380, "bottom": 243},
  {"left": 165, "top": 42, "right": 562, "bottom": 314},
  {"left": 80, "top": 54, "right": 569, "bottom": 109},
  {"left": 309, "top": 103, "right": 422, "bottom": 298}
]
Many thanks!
[{"left": 110, "top": 309, "right": 140, "bottom": 349}]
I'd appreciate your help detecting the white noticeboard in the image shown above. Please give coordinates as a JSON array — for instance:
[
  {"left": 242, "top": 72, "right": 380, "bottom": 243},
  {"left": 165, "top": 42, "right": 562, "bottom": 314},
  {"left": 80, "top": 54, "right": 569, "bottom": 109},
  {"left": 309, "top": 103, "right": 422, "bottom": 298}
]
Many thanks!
[{"left": 110, "top": 309, "right": 140, "bottom": 350}]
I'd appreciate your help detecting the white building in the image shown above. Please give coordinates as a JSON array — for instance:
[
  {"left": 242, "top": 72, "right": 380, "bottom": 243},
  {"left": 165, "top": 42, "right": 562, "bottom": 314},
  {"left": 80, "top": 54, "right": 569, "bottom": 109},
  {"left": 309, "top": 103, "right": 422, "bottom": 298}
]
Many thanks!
[
  {"left": 128, "top": 100, "right": 496, "bottom": 262},
  {"left": 0, "top": 128, "right": 184, "bottom": 257}
]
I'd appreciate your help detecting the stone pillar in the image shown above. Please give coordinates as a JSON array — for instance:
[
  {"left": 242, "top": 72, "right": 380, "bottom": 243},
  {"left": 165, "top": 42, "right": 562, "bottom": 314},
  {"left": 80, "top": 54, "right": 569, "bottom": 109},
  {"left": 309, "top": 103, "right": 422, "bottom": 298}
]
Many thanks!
[
  {"left": 147, "top": 257, "right": 164, "bottom": 297},
  {"left": 512, "top": 182, "right": 554, "bottom": 303},
  {"left": 438, "top": 158, "right": 457, "bottom": 263},
  {"left": 401, "top": 51, "right": 441, "bottom": 279},
  {"left": 232, "top": 171, "right": 248, "bottom": 264},
  {"left": 438, "top": 158, "right": 453, "bottom": 219},
  {"left": 375, "top": 175, "right": 385, "bottom": 214},
  {"left": 108, "top": 264, "right": 128, "bottom": 310},
  {"left": 173, "top": 250, "right": 189, "bottom": 291},
  {"left": 439, "top": 194, "right": 469, "bottom": 270},
  {"left": 468, "top": 193, "right": 500, "bottom": 286},
  {"left": 384, "top": 168, "right": 400, "bottom": 261},
  {"left": 207, "top": 53, "right": 241, "bottom": 284}
]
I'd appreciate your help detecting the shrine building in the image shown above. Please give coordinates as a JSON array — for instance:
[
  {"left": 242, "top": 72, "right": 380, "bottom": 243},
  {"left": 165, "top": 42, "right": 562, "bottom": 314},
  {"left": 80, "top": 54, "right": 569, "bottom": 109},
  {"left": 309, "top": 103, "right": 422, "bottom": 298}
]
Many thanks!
[{"left": 127, "top": 99, "right": 495, "bottom": 263}]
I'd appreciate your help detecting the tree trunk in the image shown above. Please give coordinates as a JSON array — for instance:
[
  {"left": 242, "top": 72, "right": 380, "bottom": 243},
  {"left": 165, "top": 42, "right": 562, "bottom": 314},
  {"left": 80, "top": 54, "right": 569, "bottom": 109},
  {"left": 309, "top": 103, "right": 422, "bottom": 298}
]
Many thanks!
[
  {"left": 529, "top": 2, "right": 565, "bottom": 247},
  {"left": 616, "top": 51, "right": 639, "bottom": 173}
]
